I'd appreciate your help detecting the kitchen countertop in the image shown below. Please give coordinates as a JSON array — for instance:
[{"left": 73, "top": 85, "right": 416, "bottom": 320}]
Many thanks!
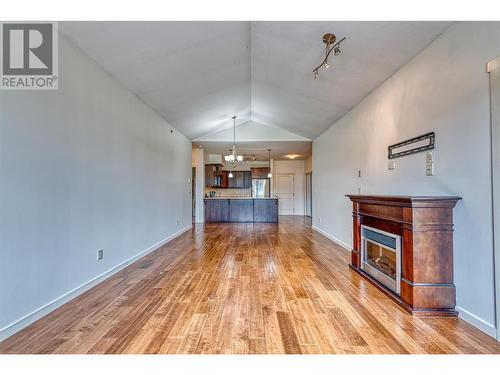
[{"left": 204, "top": 197, "right": 277, "bottom": 200}]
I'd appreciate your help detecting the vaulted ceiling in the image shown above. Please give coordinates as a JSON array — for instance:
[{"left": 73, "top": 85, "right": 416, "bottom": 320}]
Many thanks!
[{"left": 60, "top": 21, "right": 451, "bottom": 140}]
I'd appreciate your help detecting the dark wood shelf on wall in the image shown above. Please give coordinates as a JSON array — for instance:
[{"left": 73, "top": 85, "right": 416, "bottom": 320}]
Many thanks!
[{"left": 346, "top": 194, "right": 461, "bottom": 317}]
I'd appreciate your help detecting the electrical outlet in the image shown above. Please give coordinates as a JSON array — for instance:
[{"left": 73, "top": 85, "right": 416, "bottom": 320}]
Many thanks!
[
  {"left": 97, "top": 249, "right": 104, "bottom": 261},
  {"left": 318, "top": 217, "right": 322, "bottom": 224},
  {"left": 388, "top": 160, "right": 395, "bottom": 170},
  {"left": 176, "top": 219, "right": 180, "bottom": 226},
  {"left": 426, "top": 163, "right": 434, "bottom": 176},
  {"left": 358, "top": 170, "right": 362, "bottom": 178}
]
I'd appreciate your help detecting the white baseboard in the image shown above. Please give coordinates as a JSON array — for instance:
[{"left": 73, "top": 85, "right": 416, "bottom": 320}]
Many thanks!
[
  {"left": 311, "top": 226, "right": 498, "bottom": 339},
  {"left": 311, "top": 225, "right": 352, "bottom": 252},
  {"left": 0, "top": 225, "right": 192, "bottom": 342},
  {"left": 456, "top": 306, "right": 497, "bottom": 338}
]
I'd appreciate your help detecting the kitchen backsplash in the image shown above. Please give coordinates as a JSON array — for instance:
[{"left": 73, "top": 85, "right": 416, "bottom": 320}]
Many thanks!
[{"left": 204, "top": 188, "right": 252, "bottom": 197}]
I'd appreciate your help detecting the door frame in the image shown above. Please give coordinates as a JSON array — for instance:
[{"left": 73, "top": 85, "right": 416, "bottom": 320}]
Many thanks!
[
  {"left": 192, "top": 167, "right": 196, "bottom": 221},
  {"left": 305, "top": 172, "right": 312, "bottom": 218},
  {"left": 275, "top": 173, "right": 295, "bottom": 216},
  {"left": 488, "top": 56, "right": 500, "bottom": 340}
]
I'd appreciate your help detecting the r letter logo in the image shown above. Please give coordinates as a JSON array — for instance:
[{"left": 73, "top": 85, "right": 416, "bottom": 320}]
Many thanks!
[{"left": 1, "top": 22, "right": 58, "bottom": 89}]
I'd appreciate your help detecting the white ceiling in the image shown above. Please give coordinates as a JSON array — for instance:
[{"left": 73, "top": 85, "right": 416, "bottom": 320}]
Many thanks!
[
  {"left": 193, "top": 141, "right": 312, "bottom": 161},
  {"left": 194, "top": 120, "right": 309, "bottom": 142},
  {"left": 61, "top": 21, "right": 451, "bottom": 140}
]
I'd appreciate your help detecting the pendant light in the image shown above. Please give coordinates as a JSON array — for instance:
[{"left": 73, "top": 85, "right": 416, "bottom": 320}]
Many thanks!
[
  {"left": 267, "top": 149, "right": 272, "bottom": 178},
  {"left": 224, "top": 116, "right": 243, "bottom": 167}
]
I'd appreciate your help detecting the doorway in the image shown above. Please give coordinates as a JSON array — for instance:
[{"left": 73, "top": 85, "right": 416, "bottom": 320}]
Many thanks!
[
  {"left": 305, "top": 172, "right": 312, "bottom": 218},
  {"left": 275, "top": 174, "right": 295, "bottom": 215}
]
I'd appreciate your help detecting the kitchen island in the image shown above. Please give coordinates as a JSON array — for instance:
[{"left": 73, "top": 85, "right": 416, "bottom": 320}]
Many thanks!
[{"left": 204, "top": 197, "right": 278, "bottom": 223}]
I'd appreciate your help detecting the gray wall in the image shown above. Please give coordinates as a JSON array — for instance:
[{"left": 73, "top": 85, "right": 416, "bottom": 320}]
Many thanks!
[
  {"left": 0, "top": 35, "right": 192, "bottom": 337},
  {"left": 313, "top": 22, "right": 500, "bottom": 337}
]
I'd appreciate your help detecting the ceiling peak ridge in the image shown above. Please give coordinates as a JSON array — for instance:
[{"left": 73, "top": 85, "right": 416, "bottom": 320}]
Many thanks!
[{"left": 193, "top": 119, "right": 311, "bottom": 142}]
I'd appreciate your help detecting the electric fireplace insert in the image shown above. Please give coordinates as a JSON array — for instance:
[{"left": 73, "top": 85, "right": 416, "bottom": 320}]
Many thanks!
[{"left": 360, "top": 225, "right": 401, "bottom": 295}]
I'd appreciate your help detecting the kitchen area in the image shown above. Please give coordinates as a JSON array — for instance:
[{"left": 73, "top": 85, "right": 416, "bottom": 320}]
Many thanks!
[{"left": 204, "top": 159, "right": 278, "bottom": 222}]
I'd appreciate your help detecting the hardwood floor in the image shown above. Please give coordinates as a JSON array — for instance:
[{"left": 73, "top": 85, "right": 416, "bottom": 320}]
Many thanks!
[{"left": 1, "top": 216, "right": 499, "bottom": 354}]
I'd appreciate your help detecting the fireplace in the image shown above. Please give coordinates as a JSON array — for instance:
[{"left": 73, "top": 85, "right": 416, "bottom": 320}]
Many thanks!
[
  {"left": 360, "top": 225, "right": 401, "bottom": 295},
  {"left": 347, "top": 195, "right": 461, "bottom": 316}
]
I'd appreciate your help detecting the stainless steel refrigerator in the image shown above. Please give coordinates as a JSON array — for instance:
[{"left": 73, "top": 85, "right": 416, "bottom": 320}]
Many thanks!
[{"left": 252, "top": 178, "right": 270, "bottom": 198}]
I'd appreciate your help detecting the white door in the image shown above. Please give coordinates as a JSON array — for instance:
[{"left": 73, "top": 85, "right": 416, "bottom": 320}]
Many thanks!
[{"left": 276, "top": 174, "right": 295, "bottom": 215}]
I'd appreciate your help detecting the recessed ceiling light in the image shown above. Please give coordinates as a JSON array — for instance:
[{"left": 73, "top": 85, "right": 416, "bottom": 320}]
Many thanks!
[{"left": 285, "top": 154, "right": 300, "bottom": 159}]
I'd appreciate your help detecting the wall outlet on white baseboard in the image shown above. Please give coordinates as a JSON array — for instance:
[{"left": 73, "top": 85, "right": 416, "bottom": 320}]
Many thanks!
[{"left": 97, "top": 249, "right": 104, "bottom": 261}]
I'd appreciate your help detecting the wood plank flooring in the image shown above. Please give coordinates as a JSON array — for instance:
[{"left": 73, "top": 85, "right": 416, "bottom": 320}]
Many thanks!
[{"left": 1, "top": 216, "right": 499, "bottom": 354}]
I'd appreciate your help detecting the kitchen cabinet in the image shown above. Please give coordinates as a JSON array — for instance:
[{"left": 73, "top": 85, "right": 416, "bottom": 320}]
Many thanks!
[
  {"left": 220, "top": 170, "right": 229, "bottom": 188},
  {"left": 244, "top": 171, "right": 252, "bottom": 188},
  {"left": 251, "top": 168, "right": 270, "bottom": 178},
  {"left": 254, "top": 199, "right": 278, "bottom": 222},
  {"left": 205, "top": 164, "right": 222, "bottom": 188},
  {"left": 204, "top": 198, "right": 278, "bottom": 222},
  {"left": 204, "top": 199, "right": 229, "bottom": 222},
  {"left": 229, "top": 199, "right": 254, "bottom": 222},
  {"left": 227, "top": 171, "right": 251, "bottom": 188}
]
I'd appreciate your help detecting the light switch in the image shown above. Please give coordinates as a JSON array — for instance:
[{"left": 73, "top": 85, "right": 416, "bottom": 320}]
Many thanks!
[{"left": 426, "top": 163, "right": 434, "bottom": 176}]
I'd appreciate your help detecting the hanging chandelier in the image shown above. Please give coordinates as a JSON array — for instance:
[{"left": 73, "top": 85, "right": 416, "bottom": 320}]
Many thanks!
[
  {"left": 312, "top": 33, "right": 346, "bottom": 79},
  {"left": 224, "top": 116, "right": 243, "bottom": 167}
]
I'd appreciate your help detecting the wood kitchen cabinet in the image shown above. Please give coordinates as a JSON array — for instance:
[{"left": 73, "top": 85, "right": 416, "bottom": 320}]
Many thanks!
[
  {"left": 227, "top": 171, "right": 251, "bottom": 188},
  {"left": 243, "top": 171, "right": 252, "bottom": 188},
  {"left": 205, "top": 164, "right": 222, "bottom": 188},
  {"left": 204, "top": 199, "right": 229, "bottom": 222},
  {"left": 205, "top": 198, "right": 278, "bottom": 222},
  {"left": 251, "top": 168, "right": 270, "bottom": 178},
  {"left": 254, "top": 199, "right": 278, "bottom": 222},
  {"left": 220, "top": 170, "right": 229, "bottom": 188},
  {"left": 229, "top": 199, "right": 254, "bottom": 222}
]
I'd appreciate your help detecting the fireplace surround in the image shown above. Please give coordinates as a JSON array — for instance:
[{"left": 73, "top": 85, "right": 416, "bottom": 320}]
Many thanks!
[{"left": 347, "top": 195, "right": 461, "bottom": 316}]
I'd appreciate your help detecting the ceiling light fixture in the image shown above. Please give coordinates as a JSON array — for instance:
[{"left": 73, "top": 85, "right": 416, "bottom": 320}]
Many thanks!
[
  {"left": 313, "top": 33, "right": 345, "bottom": 79},
  {"left": 267, "top": 149, "right": 272, "bottom": 178},
  {"left": 224, "top": 116, "right": 243, "bottom": 167}
]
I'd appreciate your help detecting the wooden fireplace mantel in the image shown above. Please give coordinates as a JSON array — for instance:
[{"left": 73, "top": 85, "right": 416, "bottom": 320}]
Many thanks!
[{"left": 346, "top": 194, "right": 461, "bottom": 317}]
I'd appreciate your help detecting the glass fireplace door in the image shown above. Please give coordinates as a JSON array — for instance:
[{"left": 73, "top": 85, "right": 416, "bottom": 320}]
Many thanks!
[{"left": 361, "top": 225, "right": 401, "bottom": 295}]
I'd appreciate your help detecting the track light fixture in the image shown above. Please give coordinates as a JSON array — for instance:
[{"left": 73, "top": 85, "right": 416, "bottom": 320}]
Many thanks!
[{"left": 312, "top": 33, "right": 345, "bottom": 79}]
